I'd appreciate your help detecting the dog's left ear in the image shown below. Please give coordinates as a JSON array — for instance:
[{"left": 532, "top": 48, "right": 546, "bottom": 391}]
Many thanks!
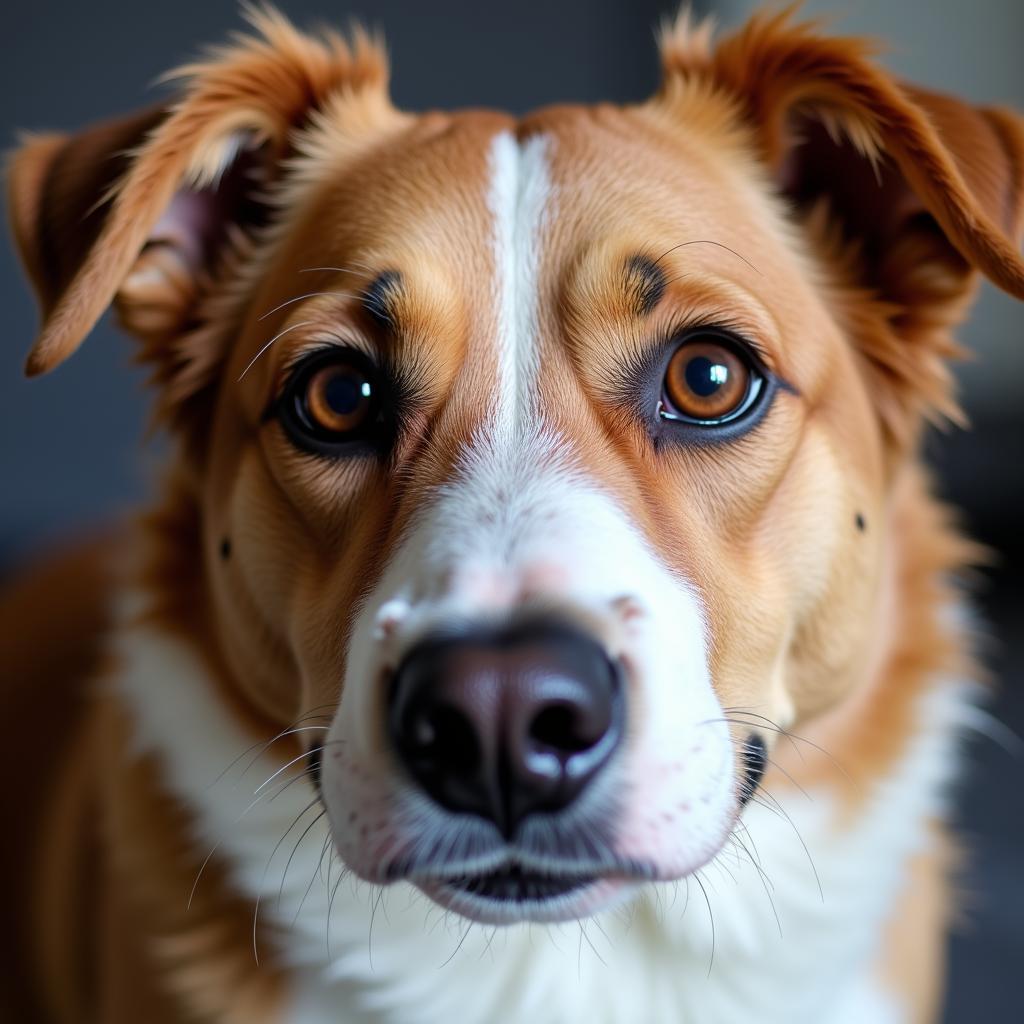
[
  {"left": 7, "top": 7, "right": 390, "bottom": 398},
  {"left": 658, "top": 10, "right": 1024, "bottom": 448}
]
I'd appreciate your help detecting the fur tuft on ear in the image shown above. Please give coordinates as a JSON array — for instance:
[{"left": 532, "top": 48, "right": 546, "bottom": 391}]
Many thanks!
[
  {"left": 7, "top": 3, "right": 390, "bottom": 381},
  {"left": 657, "top": 5, "right": 1024, "bottom": 450}
]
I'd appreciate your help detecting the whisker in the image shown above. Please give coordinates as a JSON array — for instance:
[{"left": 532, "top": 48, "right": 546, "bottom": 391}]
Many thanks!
[
  {"left": 235, "top": 723, "right": 333, "bottom": 782},
  {"left": 651, "top": 239, "right": 761, "bottom": 276},
  {"left": 300, "top": 260, "right": 377, "bottom": 277},
  {"left": 480, "top": 926, "right": 499, "bottom": 961},
  {"left": 208, "top": 705, "right": 335, "bottom": 789},
  {"left": 277, "top": 809, "right": 327, "bottom": 912},
  {"left": 754, "top": 788, "right": 824, "bottom": 901},
  {"left": 729, "top": 830, "right": 782, "bottom": 938},
  {"left": 717, "top": 709, "right": 854, "bottom": 786},
  {"left": 368, "top": 887, "right": 386, "bottom": 971},
  {"left": 292, "top": 832, "right": 335, "bottom": 929},
  {"left": 253, "top": 795, "right": 322, "bottom": 964},
  {"left": 439, "top": 915, "right": 475, "bottom": 968},
  {"left": 326, "top": 861, "right": 347, "bottom": 961},
  {"left": 731, "top": 732, "right": 814, "bottom": 803},
  {"left": 188, "top": 774, "right": 310, "bottom": 910},
  {"left": 237, "top": 320, "right": 313, "bottom": 382},
  {"left": 254, "top": 745, "right": 323, "bottom": 795},
  {"left": 258, "top": 290, "right": 359, "bottom": 321},
  {"left": 580, "top": 920, "right": 608, "bottom": 967},
  {"left": 694, "top": 871, "right": 716, "bottom": 977}
]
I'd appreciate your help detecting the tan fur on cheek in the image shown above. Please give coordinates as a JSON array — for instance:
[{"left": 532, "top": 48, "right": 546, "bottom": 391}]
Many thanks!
[
  {"left": 771, "top": 430, "right": 884, "bottom": 720},
  {"left": 203, "top": 428, "right": 385, "bottom": 722}
]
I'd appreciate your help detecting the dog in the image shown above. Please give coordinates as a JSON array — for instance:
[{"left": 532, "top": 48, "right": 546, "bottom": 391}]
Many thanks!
[{"left": 3, "top": 5, "right": 1023, "bottom": 1022}]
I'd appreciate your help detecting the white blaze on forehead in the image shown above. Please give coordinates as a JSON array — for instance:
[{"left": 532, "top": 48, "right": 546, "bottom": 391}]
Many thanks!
[{"left": 487, "top": 131, "right": 552, "bottom": 433}]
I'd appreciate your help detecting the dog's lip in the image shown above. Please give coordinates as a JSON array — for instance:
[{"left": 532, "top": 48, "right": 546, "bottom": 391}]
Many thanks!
[
  {"left": 437, "top": 862, "right": 597, "bottom": 903},
  {"left": 415, "top": 866, "right": 637, "bottom": 924},
  {"left": 395, "top": 852, "right": 655, "bottom": 887}
]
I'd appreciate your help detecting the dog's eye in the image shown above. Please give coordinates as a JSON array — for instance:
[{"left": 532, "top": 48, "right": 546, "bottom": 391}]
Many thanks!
[
  {"left": 277, "top": 348, "right": 386, "bottom": 454},
  {"left": 304, "top": 362, "right": 375, "bottom": 434},
  {"left": 660, "top": 334, "right": 763, "bottom": 425}
]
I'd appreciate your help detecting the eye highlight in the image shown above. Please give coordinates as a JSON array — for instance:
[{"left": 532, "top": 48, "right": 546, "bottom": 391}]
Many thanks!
[
  {"left": 276, "top": 347, "right": 390, "bottom": 456},
  {"left": 659, "top": 332, "right": 764, "bottom": 426}
]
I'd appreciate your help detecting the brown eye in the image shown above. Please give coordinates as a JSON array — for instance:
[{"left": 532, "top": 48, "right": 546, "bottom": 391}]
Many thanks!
[
  {"left": 278, "top": 348, "right": 388, "bottom": 455},
  {"left": 661, "top": 336, "right": 759, "bottom": 424},
  {"left": 304, "top": 362, "right": 374, "bottom": 434}
]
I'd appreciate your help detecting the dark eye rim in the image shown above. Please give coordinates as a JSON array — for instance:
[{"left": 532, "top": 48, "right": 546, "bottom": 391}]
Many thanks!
[
  {"left": 268, "top": 344, "right": 396, "bottom": 458},
  {"left": 634, "top": 325, "right": 782, "bottom": 448}
]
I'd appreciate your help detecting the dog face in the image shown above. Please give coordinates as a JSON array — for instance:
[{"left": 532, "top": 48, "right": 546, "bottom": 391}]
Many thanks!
[{"left": 10, "top": 9, "right": 1024, "bottom": 925}]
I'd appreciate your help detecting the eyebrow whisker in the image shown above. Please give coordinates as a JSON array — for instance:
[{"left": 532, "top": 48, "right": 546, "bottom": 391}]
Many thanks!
[
  {"left": 299, "top": 260, "right": 378, "bottom": 276},
  {"left": 237, "top": 320, "right": 314, "bottom": 382},
  {"left": 257, "top": 291, "right": 359, "bottom": 322},
  {"left": 652, "top": 240, "right": 762, "bottom": 276}
]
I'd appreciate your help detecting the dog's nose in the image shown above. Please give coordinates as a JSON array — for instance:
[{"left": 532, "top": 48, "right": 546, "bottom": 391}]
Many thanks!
[{"left": 388, "top": 621, "right": 623, "bottom": 836}]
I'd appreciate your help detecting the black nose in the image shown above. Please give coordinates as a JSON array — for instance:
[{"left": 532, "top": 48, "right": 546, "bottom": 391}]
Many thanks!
[{"left": 387, "top": 621, "right": 623, "bottom": 837}]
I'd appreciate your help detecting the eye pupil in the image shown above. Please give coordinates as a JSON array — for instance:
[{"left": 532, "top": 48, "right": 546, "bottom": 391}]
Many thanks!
[
  {"left": 323, "top": 371, "right": 370, "bottom": 415},
  {"left": 685, "top": 355, "right": 729, "bottom": 397}
]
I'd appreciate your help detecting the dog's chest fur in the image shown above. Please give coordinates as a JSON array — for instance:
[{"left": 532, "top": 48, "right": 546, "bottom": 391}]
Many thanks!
[{"left": 114, "top": 615, "right": 972, "bottom": 1024}]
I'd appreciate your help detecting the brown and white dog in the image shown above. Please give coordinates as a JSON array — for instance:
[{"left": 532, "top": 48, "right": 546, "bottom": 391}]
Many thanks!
[{"left": 3, "top": 6, "right": 1024, "bottom": 1022}]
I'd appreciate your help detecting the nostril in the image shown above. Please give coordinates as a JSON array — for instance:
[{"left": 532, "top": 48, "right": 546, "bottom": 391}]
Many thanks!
[
  {"left": 529, "top": 703, "right": 596, "bottom": 754},
  {"left": 406, "top": 703, "right": 480, "bottom": 775}
]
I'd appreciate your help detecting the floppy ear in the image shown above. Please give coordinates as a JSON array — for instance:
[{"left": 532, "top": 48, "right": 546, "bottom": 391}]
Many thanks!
[
  {"left": 6, "top": 6, "right": 389, "bottom": 401},
  {"left": 658, "top": 9, "right": 1024, "bottom": 449}
]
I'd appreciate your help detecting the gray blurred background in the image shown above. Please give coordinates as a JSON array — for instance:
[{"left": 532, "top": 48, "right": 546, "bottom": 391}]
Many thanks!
[{"left": 1, "top": 1, "right": 1020, "bottom": 1018}]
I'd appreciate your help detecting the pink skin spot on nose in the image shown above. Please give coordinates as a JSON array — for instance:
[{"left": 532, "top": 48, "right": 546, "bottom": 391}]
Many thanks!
[
  {"left": 452, "top": 565, "right": 516, "bottom": 607},
  {"left": 611, "top": 595, "right": 646, "bottom": 623},
  {"left": 374, "top": 599, "right": 410, "bottom": 640},
  {"left": 519, "top": 561, "right": 568, "bottom": 598}
]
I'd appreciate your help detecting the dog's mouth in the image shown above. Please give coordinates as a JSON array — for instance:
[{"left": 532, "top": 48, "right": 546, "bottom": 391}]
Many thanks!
[
  {"left": 413, "top": 860, "right": 636, "bottom": 924},
  {"left": 444, "top": 863, "right": 596, "bottom": 903}
]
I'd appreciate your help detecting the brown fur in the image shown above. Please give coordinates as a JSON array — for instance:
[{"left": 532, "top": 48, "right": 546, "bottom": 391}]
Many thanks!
[{"left": 3, "top": 7, "right": 1023, "bottom": 1021}]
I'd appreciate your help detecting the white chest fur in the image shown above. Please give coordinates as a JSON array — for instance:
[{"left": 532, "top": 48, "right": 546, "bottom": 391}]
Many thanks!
[{"left": 113, "top": 621, "right": 972, "bottom": 1024}]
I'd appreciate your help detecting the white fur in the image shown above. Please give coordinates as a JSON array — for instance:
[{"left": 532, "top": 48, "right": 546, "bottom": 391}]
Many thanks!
[
  {"left": 488, "top": 130, "right": 550, "bottom": 433},
  {"left": 111, "top": 616, "right": 971, "bottom": 1023}
]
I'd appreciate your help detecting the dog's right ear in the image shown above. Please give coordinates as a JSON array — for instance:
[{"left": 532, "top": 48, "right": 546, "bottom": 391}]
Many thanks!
[{"left": 7, "top": 6, "right": 391, "bottom": 391}]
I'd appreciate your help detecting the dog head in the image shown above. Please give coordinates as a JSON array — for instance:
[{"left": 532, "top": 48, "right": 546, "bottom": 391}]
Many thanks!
[{"left": 9, "top": 7, "right": 1024, "bottom": 925}]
